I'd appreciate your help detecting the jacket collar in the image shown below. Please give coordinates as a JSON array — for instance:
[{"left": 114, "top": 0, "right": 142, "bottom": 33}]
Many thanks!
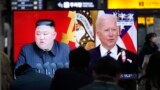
[{"left": 33, "top": 41, "right": 58, "bottom": 58}]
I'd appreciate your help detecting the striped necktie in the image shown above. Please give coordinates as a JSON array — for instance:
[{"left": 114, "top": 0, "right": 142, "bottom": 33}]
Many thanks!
[{"left": 106, "top": 51, "right": 111, "bottom": 57}]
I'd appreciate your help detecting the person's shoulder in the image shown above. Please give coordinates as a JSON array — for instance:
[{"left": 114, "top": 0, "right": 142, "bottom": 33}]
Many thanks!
[
  {"left": 79, "top": 82, "right": 124, "bottom": 90},
  {"left": 110, "top": 84, "right": 124, "bottom": 90},
  {"left": 55, "top": 41, "right": 69, "bottom": 48},
  {"left": 26, "top": 69, "right": 52, "bottom": 80},
  {"left": 19, "top": 43, "right": 37, "bottom": 53},
  {"left": 54, "top": 68, "right": 70, "bottom": 77},
  {"left": 35, "top": 72, "right": 52, "bottom": 80},
  {"left": 21, "top": 43, "right": 35, "bottom": 49},
  {"left": 78, "top": 83, "right": 93, "bottom": 90},
  {"left": 59, "top": 42, "right": 69, "bottom": 47},
  {"left": 89, "top": 46, "right": 99, "bottom": 53}
]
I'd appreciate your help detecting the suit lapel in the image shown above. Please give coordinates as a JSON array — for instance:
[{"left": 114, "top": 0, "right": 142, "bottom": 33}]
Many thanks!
[
  {"left": 94, "top": 45, "right": 101, "bottom": 62},
  {"left": 117, "top": 45, "right": 122, "bottom": 54}
]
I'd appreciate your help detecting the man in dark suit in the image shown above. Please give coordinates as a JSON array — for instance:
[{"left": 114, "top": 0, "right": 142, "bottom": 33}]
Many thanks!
[
  {"left": 89, "top": 14, "right": 138, "bottom": 90},
  {"left": 15, "top": 19, "right": 70, "bottom": 78},
  {"left": 10, "top": 64, "right": 52, "bottom": 90},
  {"left": 90, "top": 45, "right": 137, "bottom": 74}
]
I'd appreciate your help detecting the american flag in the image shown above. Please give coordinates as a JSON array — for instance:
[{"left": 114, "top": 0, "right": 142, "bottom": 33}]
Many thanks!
[{"left": 96, "top": 10, "right": 137, "bottom": 54}]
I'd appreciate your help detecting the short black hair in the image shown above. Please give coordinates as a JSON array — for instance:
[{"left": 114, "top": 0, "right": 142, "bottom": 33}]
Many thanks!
[
  {"left": 94, "top": 56, "right": 121, "bottom": 77},
  {"left": 69, "top": 47, "right": 90, "bottom": 68},
  {"left": 15, "top": 64, "right": 32, "bottom": 76},
  {"left": 145, "top": 32, "right": 156, "bottom": 42},
  {"left": 36, "top": 19, "right": 55, "bottom": 27}
]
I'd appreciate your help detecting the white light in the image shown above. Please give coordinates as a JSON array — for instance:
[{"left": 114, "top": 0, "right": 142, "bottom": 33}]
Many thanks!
[
  {"left": 77, "top": 2, "right": 82, "bottom": 8},
  {"left": 64, "top": 2, "right": 70, "bottom": 8},
  {"left": 57, "top": 2, "right": 63, "bottom": 8},
  {"left": 21, "top": 6, "right": 25, "bottom": 10},
  {"left": 21, "top": 2, "right": 25, "bottom": 4},
  {"left": 11, "top": 2, "right": 17, "bottom": 5},
  {"left": 34, "top": 1, "right": 38, "bottom": 5},
  {"left": 34, "top": 6, "right": 38, "bottom": 9},
  {"left": 70, "top": 2, "right": 74, "bottom": 7}
]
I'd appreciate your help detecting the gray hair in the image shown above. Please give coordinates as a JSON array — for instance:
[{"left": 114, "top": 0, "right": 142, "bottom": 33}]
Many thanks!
[{"left": 96, "top": 14, "right": 118, "bottom": 31}]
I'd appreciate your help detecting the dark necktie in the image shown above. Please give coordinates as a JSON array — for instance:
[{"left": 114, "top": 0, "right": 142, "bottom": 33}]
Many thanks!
[{"left": 106, "top": 51, "right": 111, "bottom": 57}]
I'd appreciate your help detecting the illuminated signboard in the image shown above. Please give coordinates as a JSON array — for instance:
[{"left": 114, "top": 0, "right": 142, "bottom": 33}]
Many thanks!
[
  {"left": 108, "top": 0, "right": 160, "bottom": 9},
  {"left": 50, "top": 0, "right": 100, "bottom": 9},
  {"left": 138, "top": 17, "right": 154, "bottom": 25}
]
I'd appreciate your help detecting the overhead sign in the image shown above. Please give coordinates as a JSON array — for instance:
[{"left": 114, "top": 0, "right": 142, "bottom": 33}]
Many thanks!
[
  {"left": 11, "top": 0, "right": 43, "bottom": 10},
  {"left": 52, "top": 0, "right": 99, "bottom": 9}
]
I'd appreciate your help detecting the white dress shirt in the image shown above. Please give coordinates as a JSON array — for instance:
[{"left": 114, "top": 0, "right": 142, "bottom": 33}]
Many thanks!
[{"left": 100, "top": 45, "right": 120, "bottom": 60}]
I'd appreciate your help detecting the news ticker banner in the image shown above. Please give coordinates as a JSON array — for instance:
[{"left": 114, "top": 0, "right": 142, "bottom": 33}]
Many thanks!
[{"left": 13, "top": 10, "right": 137, "bottom": 62}]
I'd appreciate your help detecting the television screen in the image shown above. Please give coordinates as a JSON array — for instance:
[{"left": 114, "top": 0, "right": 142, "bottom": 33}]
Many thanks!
[{"left": 13, "top": 10, "right": 138, "bottom": 79}]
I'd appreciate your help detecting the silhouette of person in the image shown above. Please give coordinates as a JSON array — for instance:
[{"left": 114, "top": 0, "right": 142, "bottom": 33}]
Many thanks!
[
  {"left": 79, "top": 56, "right": 123, "bottom": 90},
  {"left": 51, "top": 47, "right": 92, "bottom": 90},
  {"left": 10, "top": 64, "right": 52, "bottom": 90}
]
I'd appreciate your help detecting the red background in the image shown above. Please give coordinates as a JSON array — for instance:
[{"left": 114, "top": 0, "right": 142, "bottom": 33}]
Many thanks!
[{"left": 13, "top": 11, "right": 74, "bottom": 62}]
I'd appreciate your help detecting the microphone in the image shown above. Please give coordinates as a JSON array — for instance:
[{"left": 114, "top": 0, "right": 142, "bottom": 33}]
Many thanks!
[
  {"left": 44, "top": 62, "right": 51, "bottom": 76},
  {"left": 64, "top": 62, "right": 69, "bottom": 68},
  {"left": 56, "top": 62, "right": 64, "bottom": 69},
  {"left": 50, "top": 63, "right": 57, "bottom": 75},
  {"left": 36, "top": 63, "right": 43, "bottom": 73}
]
